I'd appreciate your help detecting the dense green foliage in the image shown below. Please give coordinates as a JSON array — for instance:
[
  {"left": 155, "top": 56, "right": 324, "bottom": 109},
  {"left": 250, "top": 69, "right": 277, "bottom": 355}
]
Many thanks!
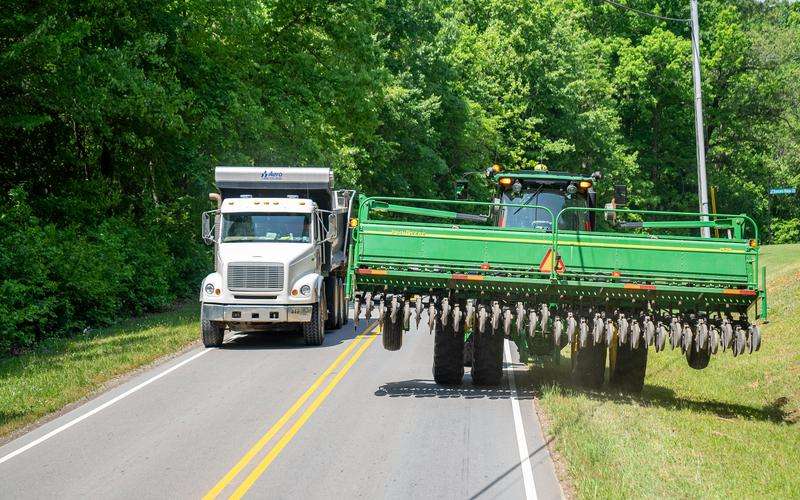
[{"left": 1, "top": 0, "right": 798, "bottom": 353}]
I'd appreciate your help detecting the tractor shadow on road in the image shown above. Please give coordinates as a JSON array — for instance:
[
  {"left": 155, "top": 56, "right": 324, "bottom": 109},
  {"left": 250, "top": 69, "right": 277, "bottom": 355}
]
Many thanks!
[
  {"left": 374, "top": 377, "right": 537, "bottom": 400},
  {"left": 221, "top": 320, "right": 368, "bottom": 350},
  {"left": 528, "top": 358, "right": 796, "bottom": 425}
]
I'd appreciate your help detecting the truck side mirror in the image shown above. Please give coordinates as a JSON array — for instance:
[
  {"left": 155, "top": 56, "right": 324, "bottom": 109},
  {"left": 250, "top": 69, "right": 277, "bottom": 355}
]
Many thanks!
[
  {"left": 614, "top": 185, "right": 628, "bottom": 206},
  {"left": 202, "top": 210, "right": 218, "bottom": 245},
  {"left": 327, "top": 213, "right": 338, "bottom": 241}
]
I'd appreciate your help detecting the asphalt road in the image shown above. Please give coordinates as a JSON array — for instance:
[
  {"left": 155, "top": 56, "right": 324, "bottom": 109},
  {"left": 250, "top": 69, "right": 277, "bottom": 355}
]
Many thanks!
[{"left": 0, "top": 315, "right": 562, "bottom": 499}]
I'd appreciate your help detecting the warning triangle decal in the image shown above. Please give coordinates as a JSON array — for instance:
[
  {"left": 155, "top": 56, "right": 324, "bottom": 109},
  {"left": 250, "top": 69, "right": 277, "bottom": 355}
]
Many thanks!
[{"left": 539, "top": 248, "right": 566, "bottom": 274}]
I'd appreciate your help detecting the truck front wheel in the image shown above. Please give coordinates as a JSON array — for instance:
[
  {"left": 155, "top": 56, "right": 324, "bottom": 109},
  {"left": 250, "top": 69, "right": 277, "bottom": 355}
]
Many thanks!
[
  {"left": 303, "top": 286, "right": 326, "bottom": 346},
  {"left": 201, "top": 310, "right": 225, "bottom": 348}
]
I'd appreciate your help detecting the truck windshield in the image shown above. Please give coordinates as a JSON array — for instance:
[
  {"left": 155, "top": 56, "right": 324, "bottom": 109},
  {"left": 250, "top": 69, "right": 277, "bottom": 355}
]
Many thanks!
[
  {"left": 502, "top": 190, "right": 588, "bottom": 231},
  {"left": 221, "top": 213, "right": 311, "bottom": 243}
]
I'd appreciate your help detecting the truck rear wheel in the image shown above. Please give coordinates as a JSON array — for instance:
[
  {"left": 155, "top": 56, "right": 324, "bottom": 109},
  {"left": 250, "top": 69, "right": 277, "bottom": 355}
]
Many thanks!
[
  {"left": 201, "top": 309, "right": 225, "bottom": 348},
  {"left": 471, "top": 326, "right": 503, "bottom": 386},
  {"left": 325, "top": 278, "right": 339, "bottom": 330},
  {"left": 609, "top": 343, "right": 647, "bottom": 393},
  {"left": 339, "top": 278, "right": 348, "bottom": 326},
  {"left": 433, "top": 318, "right": 464, "bottom": 385},
  {"left": 571, "top": 340, "right": 606, "bottom": 389},
  {"left": 303, "top": 286, "right": 326, "bottom": 346}
]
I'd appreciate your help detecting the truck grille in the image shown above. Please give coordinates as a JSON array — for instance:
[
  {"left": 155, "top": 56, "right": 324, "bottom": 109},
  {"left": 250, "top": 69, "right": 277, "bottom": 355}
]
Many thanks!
[{"left": 227, "top": 263, "right": 284, "bottom": 291}]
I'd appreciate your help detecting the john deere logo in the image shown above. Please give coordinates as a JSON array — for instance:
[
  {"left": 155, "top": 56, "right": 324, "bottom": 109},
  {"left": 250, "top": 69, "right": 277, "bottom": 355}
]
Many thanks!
[{"left": 261, "top": 170, "right": 283, "bottom": 180}]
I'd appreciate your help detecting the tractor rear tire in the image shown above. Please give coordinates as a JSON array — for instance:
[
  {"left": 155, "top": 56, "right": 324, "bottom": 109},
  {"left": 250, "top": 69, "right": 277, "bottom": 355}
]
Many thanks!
[
  {"left": 686, "top": 345, "right": 711, "bottom": 369},
  {"left": 471, "top": 327, "right": 504, "bottom": 386},
  {"left": 609, "top": 343, "right": 648, "bottom": 393},
  {"left": 201, "top": 310, "right": 225, "bottom": 348},
  {"left": 303, "top": 289, "right": 326, "bottom": 346},
  {"left": 382, "top": 305, "right": 403, "bottom": 351},
  {"left": 433, "top": 318, "right": 464, "bottom": 385},
  {"left": 571, "top": 340, "right": 606, "bottom": 389}
]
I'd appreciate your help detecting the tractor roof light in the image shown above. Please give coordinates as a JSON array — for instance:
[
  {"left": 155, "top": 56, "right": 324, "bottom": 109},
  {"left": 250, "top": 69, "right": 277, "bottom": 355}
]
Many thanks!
[
  {"left": 492, "top": 164, "right": 502, "bottom": 173},
  {"left": 534, "top": 163, "right": 548, "bottom": 171},
  {"left": 498, "top": 177, "right": 513, "bottom": 187},
  {"left": 579, "top": 180, "right": 593, "bottom": 189}
]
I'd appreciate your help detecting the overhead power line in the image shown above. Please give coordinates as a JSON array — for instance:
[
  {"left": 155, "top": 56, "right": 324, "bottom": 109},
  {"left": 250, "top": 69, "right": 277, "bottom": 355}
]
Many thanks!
[{"left": 596, "top": 0, "right": 691, "bottom": 23}]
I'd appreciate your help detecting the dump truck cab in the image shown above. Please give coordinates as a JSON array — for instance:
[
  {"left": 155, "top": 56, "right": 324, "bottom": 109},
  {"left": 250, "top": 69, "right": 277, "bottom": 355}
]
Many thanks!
[
  {"left": 491, "top": 167, "right": 598, "bottom": 232},
  {"left": 200, "top": 167, "right": 354, "bottom": 347}
]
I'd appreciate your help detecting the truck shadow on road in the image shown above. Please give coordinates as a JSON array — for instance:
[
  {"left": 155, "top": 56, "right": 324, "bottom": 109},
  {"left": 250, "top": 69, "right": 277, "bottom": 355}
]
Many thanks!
[{"left": 221, "top": 321, "right": 366, "bottom": 350}]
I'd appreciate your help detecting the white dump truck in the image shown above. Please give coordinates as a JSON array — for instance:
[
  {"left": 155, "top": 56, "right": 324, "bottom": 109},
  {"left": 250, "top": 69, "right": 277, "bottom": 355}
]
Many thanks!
[{"left": 199, "top": 167, "right": 354, "bottom": 346}]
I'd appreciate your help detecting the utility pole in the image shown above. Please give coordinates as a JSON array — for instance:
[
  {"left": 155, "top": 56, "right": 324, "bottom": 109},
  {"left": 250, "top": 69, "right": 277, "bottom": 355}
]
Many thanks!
[{"left": 690, "top": 0, "right": 711, "bottom": 238}]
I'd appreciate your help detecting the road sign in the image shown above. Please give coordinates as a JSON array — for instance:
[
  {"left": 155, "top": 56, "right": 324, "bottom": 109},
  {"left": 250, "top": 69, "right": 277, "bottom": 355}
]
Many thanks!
[{"left": 769, "top": 187, "right": 797, "bottom": 195}]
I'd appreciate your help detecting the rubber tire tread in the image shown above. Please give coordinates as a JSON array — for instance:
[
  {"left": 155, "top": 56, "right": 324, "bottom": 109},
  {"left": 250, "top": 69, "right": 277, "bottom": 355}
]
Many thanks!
[
  {"left": 572, "top": 340, "right": 606, "bottom": 389},
  {"left": 609, "top": 343, "right": 647, "bottom": 393},
  {"left": 686, "top": 346, "right": 711, "bottom": 369},
  {"left": 303, "top": 288, "right": 326, "bottom": 346},
  {"left": 339, "top": 278, "right": 348, "bottom": 326},
  {"left": 325, "top": 277, "right": 338, "bottom": 330},
  {"left": 433, "top": 318, "right": 465, "bottom": 385},
  {"left": 463, "top": 333, "right": 474, "bottom": 367},
  {"left": 382, "top": 305, "right": 403, "bottom": 351},
  {"left": 201, "top": 312, "right": 224, "bottom": 348},
  {"left": 471, "top": 326, "right": 503, "bottom": 386}
]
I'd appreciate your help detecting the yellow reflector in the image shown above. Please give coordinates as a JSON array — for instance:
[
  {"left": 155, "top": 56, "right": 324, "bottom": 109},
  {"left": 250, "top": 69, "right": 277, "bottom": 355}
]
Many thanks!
[
  {"left": 579, "top": 181, "right": 592, "bottom": 189},
  {"left": 749, "top": 239, "right": 758, "bottom": 248},
  {"left": 498, "top": 177, "right": 512, "bottom": 187},
  {"left": 349, "top": 218, "right": 359, "bottom": 228}
]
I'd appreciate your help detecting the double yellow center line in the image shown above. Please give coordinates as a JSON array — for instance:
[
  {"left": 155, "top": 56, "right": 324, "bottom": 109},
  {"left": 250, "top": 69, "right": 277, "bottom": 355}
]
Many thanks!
[{"left": 203, "top": 323, "right": 380, "bottom": 499}]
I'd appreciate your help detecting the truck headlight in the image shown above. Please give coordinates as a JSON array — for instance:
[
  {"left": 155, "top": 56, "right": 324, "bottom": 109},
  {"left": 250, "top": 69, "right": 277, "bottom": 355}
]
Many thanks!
[
  {"left": 300, "top": 285, "right": 311, "bottom": 296},
  {"left": 204, "top": 283, "right": 215, "bottom": 295}
]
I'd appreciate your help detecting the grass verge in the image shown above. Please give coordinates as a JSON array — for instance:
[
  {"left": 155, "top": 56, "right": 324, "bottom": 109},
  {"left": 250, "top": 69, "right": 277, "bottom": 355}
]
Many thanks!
[
  {"left": 0, "top": 303, "right": 199, "bottom": 440},
  {"left": 535, "top": 244, "right": 800, "bottom": 498}
]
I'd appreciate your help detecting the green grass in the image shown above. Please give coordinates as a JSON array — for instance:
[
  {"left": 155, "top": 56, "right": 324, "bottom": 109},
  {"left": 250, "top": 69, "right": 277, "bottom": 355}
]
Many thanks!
[
  {"left": 535, "top": 243, "right": 800, "bottom": 498},
  {"left": 0, "top": 303, "right": 199, "bottom": 439}
]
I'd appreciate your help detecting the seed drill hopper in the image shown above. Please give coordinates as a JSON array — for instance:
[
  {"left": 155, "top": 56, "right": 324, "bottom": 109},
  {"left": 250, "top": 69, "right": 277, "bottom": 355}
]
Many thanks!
[{"left": 345, "top": 167, "right": 766, "bottom": 390}]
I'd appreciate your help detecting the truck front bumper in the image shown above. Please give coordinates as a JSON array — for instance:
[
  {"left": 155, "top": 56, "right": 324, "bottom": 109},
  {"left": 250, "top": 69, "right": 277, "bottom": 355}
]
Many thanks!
[{"left": 202, "top": 303, "right": 313, "bottom": 323}]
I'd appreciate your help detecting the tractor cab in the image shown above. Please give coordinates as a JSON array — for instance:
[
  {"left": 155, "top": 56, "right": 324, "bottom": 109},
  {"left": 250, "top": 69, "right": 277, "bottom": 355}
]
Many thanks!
[{"left": 491, "top": 166, "right": 598, "bottom": 232}]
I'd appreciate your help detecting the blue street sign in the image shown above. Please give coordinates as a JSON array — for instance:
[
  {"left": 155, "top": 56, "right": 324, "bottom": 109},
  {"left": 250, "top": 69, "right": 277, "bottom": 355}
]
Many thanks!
[{"left": 769, "top": 187, "right": 797, "bottom": 195}]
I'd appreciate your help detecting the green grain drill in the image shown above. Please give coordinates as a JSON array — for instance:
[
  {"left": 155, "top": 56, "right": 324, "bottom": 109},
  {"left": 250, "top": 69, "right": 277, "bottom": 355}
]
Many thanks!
[{"left": 345, "top": 165, "right": 766, "bottom": 391}]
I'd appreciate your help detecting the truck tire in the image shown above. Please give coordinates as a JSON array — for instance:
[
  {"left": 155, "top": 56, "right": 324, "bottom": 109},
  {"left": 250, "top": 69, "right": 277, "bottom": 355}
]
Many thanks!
[
  {"left": 303, "top": 286, "right": 326, "bottom": 346},
  {"left": 325, "top": 277, "right": 339, "bottom": 330},
  {"left": 571, "top": 340, "right": 606, "bottom": 389},
  {"left": 609, "top": 343, "right": 647, "bottom": 393},
  {"left": 201, "top": 309, "right": 225, "bottom": 348},
  {"left": 433, "top": 317, "right": 464, "bottom": 385},
  {"left": 382, "top": 305, "right": 403, "bottom": 351},
  {"left": 339, "top": 278, "right": 349, "bottom": 326},
  {"left": 471, "top": 326, "right": 503, "bottom": 386}
]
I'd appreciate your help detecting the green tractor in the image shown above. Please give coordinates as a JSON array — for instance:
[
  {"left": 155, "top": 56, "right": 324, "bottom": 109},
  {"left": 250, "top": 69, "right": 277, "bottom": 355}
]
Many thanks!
[{"left": 346, "top": 165, "right": 766, "bottom": 392}]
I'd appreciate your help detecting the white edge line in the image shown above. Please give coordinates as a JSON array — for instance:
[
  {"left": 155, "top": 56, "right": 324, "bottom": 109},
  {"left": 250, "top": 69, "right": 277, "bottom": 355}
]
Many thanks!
[
  {"left": 504, "top": 340, "right": 538, "bottom": 500},
  {"left": 0, "top": 348, "right": 210, "bottom": 465}
]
